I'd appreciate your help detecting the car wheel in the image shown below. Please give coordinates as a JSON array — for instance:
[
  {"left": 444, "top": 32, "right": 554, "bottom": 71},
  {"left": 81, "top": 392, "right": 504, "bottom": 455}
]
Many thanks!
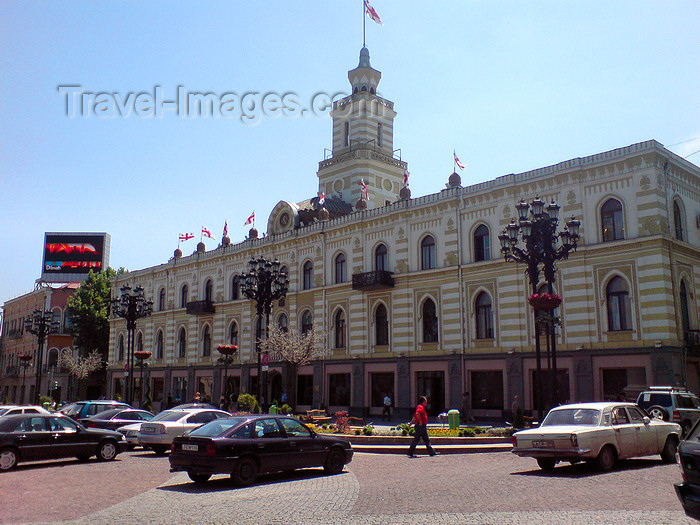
[
  {"left": 232, "top": 456, "right": 258, "bottom": 486},
  {"left": 661, "top": 436, "right": 679, "bottom": 463},
  {"left": 97, "top": 440, "right": 118, "bottom": 461},
  {"left": 151, "top": 445, "right": 167, "bottom": 456},
  {"left": 0, "top": 447, "right": 19, "bottom": 471},
  {"left": 188, "top": 472, "right": 211, "bottom": 484},
  {"left": 595, "top": 445, "right": 616, "bottom": 472},
  {"left": 324, "top": 447, "right": 346, "bottom": 475},
  {"left": 536, "top": 458, "right": 557, "bottom": 471},
  {"left": 647, "top": 406, "right": 669, "bottom": 421}
]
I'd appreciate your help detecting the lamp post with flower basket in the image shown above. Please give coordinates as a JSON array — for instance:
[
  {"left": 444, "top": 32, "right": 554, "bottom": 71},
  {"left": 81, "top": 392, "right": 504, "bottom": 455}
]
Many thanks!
[
  {"left": 216, "top": 344, "right": 238, "bottom": 407},
  {"left": 17, "top": 354, "right": 33, "bottom": 404},
  {"left": 133, "top": 349, "right": 151, "bottom": 408},
  {"left": 498, "top": 197, "right": 580, "bottom": 418}
]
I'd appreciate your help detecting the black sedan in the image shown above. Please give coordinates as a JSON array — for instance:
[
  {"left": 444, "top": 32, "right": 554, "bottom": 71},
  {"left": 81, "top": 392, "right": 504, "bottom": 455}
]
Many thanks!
[
  {"left": 169, "top": 415, "right": 353, "bottom": 485},
  {"left": 80, "top": 408, "right": 154, "bottom": 431},
  {"left": 675, "top": 420, "right": 700, "bottom": 519},
  {"left": 0, "top": 414, "right": 128, "bottom": 471}
]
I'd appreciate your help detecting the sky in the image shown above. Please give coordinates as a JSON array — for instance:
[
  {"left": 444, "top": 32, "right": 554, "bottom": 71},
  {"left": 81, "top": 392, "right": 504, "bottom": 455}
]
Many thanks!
[{"left": 1, "top": 1, "right": 699, "bottom": 306}]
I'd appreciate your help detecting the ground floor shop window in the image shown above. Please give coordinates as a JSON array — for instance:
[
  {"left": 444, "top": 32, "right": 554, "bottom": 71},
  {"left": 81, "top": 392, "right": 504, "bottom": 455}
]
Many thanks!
[
  {"left": 197, "top": 377, "right": 213, "bottom": 403},
  {"left": 297, "top": 374, "right": 313, "bottom": 405},
  {"left": 151, "top": 377, "right": 164, "bottom": 407},
  {"left": 370, "top": 372, "right": 394, "bottom": 408},
  {"left": 113, "top": 378, "right": 125, "bottom": 401},
  {"left": 602, "top": 367, "right": 646, "bottom": 400},
  {"left": 329, "top": 373, "right": 351, "bottom": 406},
  {"left": 172, "top": 377, "right": 187, "bottom": 404},
  {"left": 471, "top": 370, "right": 503, "bottom": 411},
  {"left": 532, "top": 369, "right": 570, "bottom": 410},
  {"left": 416, "top": 371, "right": 445, "bottom": 415}
]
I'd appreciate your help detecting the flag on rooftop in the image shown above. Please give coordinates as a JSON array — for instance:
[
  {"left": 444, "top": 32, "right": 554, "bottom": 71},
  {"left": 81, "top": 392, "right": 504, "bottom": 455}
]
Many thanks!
[
  {"left": 454, "top": 150, "right": 466, "bottom": 170},
  {"left": 364, "top": 0, "right": 383, "bottom": 25}
]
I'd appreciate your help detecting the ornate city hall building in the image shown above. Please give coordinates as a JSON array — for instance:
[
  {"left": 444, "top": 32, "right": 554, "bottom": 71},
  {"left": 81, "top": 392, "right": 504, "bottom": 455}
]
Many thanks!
[{"left": 108, "top": 47, "right": 700, "bottom": 419}]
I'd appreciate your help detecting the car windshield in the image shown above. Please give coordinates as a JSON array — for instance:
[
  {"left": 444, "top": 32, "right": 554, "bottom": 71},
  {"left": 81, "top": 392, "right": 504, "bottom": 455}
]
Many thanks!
[
  {"left": 0, "top": 408, "right": 10, "bottom": 416},
  {"left": 542, "top": 408, "right": 600, "bottom": 426},
  {"left": 187, "top": 417, "right": 249, "bottom": 437},
  {"left": 60, "top": 403, "right": 83, "bottom": 417},
  {"left": 151, "top": 410, "right": 188, "bottom": 422},
  {"left": 91, "top": 409, "right": 121, "bottom": 420}
]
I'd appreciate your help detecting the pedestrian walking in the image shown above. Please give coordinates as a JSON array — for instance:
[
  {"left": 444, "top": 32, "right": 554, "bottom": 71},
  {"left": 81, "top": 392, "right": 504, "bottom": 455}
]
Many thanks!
[
  {"left": 408, "top": 396, "right": 437, "bottom": 457},
  {"left": 382, "top": 393, "right": 392, "bottom": 421}
]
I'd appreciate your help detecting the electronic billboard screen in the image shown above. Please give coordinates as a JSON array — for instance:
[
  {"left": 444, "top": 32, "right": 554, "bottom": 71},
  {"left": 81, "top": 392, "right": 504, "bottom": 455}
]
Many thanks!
[{"left": 41, "top": 232, "right": 111, "bottom": 282}]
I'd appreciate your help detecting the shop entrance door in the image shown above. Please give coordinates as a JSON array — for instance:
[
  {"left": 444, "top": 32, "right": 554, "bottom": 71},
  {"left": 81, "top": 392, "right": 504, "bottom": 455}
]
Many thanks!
[{"left": 415, "top": 371, "right": 445, "bottom": 416}]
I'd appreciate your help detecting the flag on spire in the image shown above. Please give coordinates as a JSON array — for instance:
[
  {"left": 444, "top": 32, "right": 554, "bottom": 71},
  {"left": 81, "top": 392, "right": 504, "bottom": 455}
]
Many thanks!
[
  {"left": 179, "top": 232, "right": 194, "bottom": 242},
  {"left": 223, "top": 221, "right": 228, "bottom": 237},
  {"left": 244, "top": 212, "right": 255, "bottom": 226},
  {"left": 453, "top": 150, "right": 466, "bottom": 170},
  {"left": 202, "top": 227, "right": 214, "bottom": 239},
  {"left": 364, "top": 0, "right": 383, "bottom": 25},
  {"left": 360, "top": 179, "right": 369, "bottom": 199},
  {"left": 319, "top": 193, "right": 326, "bottom": 205},
  {"left": 403, "top": 168, "right": 410, "bottom": 187}
]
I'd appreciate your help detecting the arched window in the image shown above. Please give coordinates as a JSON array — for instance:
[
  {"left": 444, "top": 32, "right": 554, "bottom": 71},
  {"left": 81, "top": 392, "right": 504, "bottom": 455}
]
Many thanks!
[
  {"left": 178, "top": 327, "right": 187, "bottom": 358},
  {"left": 421, "top": 235, "right": 436, "bottom": 270},
  {"left": 118, "top": 334, "right": 125, "bottom": 361},
  {"left": 278, "top": 313, "right": 288, "bottom": 333},
  {"left": 344, "top": 121, "right": 350, "bottom": 147},
  {"left": 422, "top": 299, "right": 439, "bottom": 343},
  {"left": 301, "top": 311, "right": 313, "bottom": 335},
  {"left": 680, "top": 281, "right": 691, "bottom": 333},
  {"left": 375, "top": 304, "right": 389, "bottom": 346},
  {"left": 473, "top": 225, "right": 490, "bottom": 262},
  {"left": 335, "top": 310, "right": 346, "bottom": 348},
  {"left": 180, "top": 284, "right": 189, "bottom": 308},
  {"left": 303, "top": 261, "right": 313, "bottom": 290},
  {"left": 375, "top": 243, "right": 388, "bottom": 271},
  {"left": 335, "top": 253, "right": 346, "bottom": 284},
  {"left": 229, "top": 321, "right": 239, "bottom": 345},
  {"left": 136, "top": 331, "right": 143, "bottom": 352},
  {"left": 202, "top": 325, "right": 211, "bottom": 357},
  {"left": 158, "top": 288, "right": 166, "bottom": 311},
  {"left": 48, "top": 349, "right": 59, "bottom": 369},
  {"left": 231, "top": 275, "right": 240, "bottom": 300},
  {"left": 377, "top": 123, "right": 383, "bottom": 148},
  {"left": 674, "top": 201, "right": 684, "bottom": 241},
  {"left": 606, "top": 276, "right": 631, "bottom": 331},
  {"left": 475, "top": 292, "right": 493, "bottom": 339},
  {"left": 156, "top": 330, "right": 164, "bottom": 359},
  {"left": 601, "top": 198, "right": 624, "bottom": 241},
  {"left": 204, "top": 279, "right": 213, "bottom": 302}
]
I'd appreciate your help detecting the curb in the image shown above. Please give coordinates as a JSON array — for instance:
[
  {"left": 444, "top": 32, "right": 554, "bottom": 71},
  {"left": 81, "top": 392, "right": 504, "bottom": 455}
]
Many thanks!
[{"left": 352, "top": 443, "right": 513, "bottom": 454}]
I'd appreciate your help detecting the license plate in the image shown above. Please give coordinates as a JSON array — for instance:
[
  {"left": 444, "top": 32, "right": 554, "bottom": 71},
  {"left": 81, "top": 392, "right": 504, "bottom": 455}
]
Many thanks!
[
  {"left": 182, "top": 444, "right": 198, "bottom": 452},
  {"left": 533, "top": 440, "right": 554, "bottom": 448}
]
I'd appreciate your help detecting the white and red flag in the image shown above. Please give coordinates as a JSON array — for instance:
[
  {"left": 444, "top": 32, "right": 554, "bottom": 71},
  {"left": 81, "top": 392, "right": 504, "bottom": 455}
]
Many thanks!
[
  {"left": 364, "top": 0, "right": 383, "bottom": 25},
  {"left": 360, "top": 179, "right": 369, "bottom": 199},
  {"left": 179, "top": 232, "right": 194, "bottom": 242},
  {"left": 319, "top": 193, "right": 326, "bottom": 205},
  {"left": 453, "top": 150, "right": 466, "bottom": 170},
  {"left": 403, "top": 168, "right": 410, "bottom": 187},
  {"left": 202, "top": 227, "right": 214, "bottom": 239},
  {"left": 223, "top": 221, "right": 228, "bottom": 237},
  {"left": 244, "top": 212, "right": 255, "bottom": 226}
]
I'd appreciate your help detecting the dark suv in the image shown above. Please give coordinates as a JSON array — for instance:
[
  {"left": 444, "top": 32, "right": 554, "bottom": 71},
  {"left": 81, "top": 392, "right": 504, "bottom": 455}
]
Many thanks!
[
  {"left": 636, "top": 386, "right": 700, "bottom": 436},
  {"left": 59, "top": 401, "right": 131, "bottom": 421}
]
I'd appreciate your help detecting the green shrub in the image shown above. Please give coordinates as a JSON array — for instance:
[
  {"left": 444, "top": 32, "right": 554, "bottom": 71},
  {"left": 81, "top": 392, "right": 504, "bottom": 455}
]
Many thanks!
[
  {"left": 279, "top": 404, "right": 292, "bottom": 415},
  {"left": 397, "top": 423, "right": 415, "bottom": 436},
  {"left": 237, "top": 393, "right": 260, "bottom": 413},
  {"left": 462, "top": 428, "right": 476, "bottom": 437},
  {"left": 513, "top": 406, "right": 525, "bottom": 430},
  {"left": 362, "top": 425, "right": 374, "bottom": 436},
  {"left": 355, "top": 428, "right": 361, "bottom": 435}
]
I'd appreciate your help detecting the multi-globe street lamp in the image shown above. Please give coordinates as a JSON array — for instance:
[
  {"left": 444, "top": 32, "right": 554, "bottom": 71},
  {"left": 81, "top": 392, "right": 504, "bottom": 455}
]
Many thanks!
[
  {"left": 498, "top": 197, "right": 580, "bottom": 418},
  {"left": 17, "top": 353, "right": 33, "bottom": 404},
  {"left": 111, "top": 285, "right": 153, "bottom": 407},
  {"left": 134, "top": 349, "right": 151, "bottom": 408},
  {"left": 25, "top": 309, "right": 61, "bottom": 405},
  {"left": 240, "top": 257, "right": 289, "bottom": 407},
  {"left": 216, "top": 344, "right": 238, "bottom": 408}
]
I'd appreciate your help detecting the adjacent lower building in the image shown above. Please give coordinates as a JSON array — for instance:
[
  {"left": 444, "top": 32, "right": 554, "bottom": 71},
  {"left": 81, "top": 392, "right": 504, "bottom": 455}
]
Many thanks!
[{"left": 107, "top": 46, "right": 700, "bottom": 419}]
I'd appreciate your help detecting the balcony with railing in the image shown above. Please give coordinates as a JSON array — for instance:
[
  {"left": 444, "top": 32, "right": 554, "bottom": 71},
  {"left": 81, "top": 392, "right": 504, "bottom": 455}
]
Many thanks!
[
  {"left": 352, "top": 271, "right": 395, "bottom": 291},
  {"left": 685, "top": 330, "right": 700, "bottom": 355},
  {"left": 186, "top": 300, "right": 215, "bottom": 315}
]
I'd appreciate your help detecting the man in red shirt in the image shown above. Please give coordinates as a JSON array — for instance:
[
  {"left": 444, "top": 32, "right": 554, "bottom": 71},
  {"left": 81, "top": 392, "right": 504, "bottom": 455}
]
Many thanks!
[{"left": 408, "top": 396, "right": 437, "bottom": 457}]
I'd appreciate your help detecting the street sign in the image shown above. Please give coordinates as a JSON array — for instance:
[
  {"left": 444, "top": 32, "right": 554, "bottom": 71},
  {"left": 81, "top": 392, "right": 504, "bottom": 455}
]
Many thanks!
[
  {"left": 261, "top": 352, "right": 269, "bottom": 366},
  {"left": 262, "top": 365, "right": 269, "bottom": 372}
]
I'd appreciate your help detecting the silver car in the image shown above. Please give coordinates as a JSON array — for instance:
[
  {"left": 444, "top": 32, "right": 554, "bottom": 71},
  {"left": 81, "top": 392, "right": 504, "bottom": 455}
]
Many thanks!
[{"left": 137, "top": 408, "right": 231, "bottom": 454}]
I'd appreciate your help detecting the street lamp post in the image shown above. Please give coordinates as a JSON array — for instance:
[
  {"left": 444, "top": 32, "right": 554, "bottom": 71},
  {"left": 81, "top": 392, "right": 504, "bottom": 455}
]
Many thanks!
[
  {"left": 134, "top": 350, "right": 151, "bottom": 408},
  {"left": 25, "top": 309, "right": 61, "bottom": 405},
  {"left": 498, "top": 197, "right": 580, "bottom": 418},
  {"left": 18, "top": 354, "right": 32, "bottom": 404},
  {"left": 240, "top": 257, "right": 289, "bottom": 409},
  {"left": 111, "top": 285, "right": 153, "bottom": 407},
  {"left": 216, "top": 344, "right": 238, "bottom": 408}
]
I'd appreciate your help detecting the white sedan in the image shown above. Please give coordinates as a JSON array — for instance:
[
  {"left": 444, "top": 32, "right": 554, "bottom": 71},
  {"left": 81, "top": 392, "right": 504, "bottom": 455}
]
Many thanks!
[
  {"left": 511, "top": 402, "right": 682, "bottom": 471},
  {"left": 137, "top": 408, "right": 231, "bottom": 454}
]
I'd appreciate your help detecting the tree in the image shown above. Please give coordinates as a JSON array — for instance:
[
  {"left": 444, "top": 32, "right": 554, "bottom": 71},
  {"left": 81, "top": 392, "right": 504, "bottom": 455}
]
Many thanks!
[
  {"left": 59, "top": 349, "right": 104, "bottom": 398},
  {"left": 258, "top": 324, "right": 329, "bottom": 408}
]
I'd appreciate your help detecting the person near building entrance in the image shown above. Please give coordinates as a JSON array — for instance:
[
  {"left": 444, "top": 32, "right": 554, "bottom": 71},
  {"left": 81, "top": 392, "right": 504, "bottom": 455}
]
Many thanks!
[
  {"left": 408, "top": 396, "right": 437, "bottom": 457},
  {"left": 382, "top": 393, "right": 392, "bottom": 421}
]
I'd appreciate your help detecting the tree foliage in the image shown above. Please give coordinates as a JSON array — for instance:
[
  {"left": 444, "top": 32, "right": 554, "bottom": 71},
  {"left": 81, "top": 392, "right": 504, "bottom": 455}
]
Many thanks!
[
  {"left": 59, "top": 349, "right": 104, "bottom": 380},
  {"left": 258, "top": 324, "right": 329, "bottom": 367},
  {"left": 66, "top": 268, "right": 120, "bottom": 355}
]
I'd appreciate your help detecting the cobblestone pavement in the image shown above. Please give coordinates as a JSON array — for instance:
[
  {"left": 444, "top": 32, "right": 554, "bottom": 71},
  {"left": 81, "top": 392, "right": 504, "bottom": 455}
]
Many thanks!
[{"left": 2, "top": 451, "right": 696, "bottom": 524}]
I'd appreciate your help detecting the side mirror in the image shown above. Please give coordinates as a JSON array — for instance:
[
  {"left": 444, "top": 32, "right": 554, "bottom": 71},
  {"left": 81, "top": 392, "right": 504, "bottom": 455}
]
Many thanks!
[{"left": 643, "top": 416, "right": 650, "bottom": 425}]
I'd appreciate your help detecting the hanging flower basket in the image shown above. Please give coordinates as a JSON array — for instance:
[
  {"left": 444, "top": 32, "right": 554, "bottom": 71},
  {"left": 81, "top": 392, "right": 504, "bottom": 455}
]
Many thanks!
[
  {"left": 17, "top": 354, "right": 32, "bottom": 363},
  {"left": 216, "top": 344, "right": 238, "bottom": 356},
  {"left": 134, "top": 350, "right": 152, "bottom": 360},
  {"left": 528, "top": 293, "right": 562, "bottom": 311}
]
